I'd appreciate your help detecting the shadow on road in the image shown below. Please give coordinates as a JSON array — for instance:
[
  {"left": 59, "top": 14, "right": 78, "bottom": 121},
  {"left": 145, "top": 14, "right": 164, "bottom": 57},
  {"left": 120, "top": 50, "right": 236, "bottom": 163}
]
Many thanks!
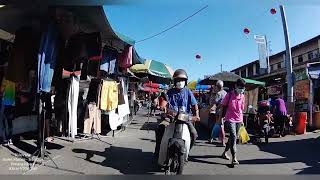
[
  {"left": 72, "top": 146, "right": 162, "bottom": 174},
  {"left": 239, "top": 136, "right": 320, "bottom": 174},
  {"left": 140, "top": 122, "right": 158, "bottom": 131}
]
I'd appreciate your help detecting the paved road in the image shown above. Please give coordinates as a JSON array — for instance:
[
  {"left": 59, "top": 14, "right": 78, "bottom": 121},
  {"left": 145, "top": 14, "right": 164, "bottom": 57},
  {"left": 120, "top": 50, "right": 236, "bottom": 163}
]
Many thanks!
[{"left": 0, "top": 109, "right": 320, "bottom": 175}]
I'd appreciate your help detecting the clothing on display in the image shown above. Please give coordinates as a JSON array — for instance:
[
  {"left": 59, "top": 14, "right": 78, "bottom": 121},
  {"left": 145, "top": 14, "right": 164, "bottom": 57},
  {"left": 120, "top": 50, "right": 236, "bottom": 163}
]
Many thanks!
[
  {"left": 118, "top": 45, "right": 133, "bottom": 68},
  {"left": 83, "top": 103, "right": 101, "bottom": 134},
  {"left": 100, "top": 80, "right": 118, "bottom": 112},
  {"left": 67, "top": 76, "right": 80, "bottom": 138},
  {"left": 87, "top": 78, "right": 102, "bottom": 104},
  {"left": 100, "top": 59, "right": 116, "bottom": 74},
  {"left": 53, "top": 79, "right": 69, "bottom": 136},
  {"left": 62, "top": 68, "right": 81, "bottom": 79},
  {"left": 100, "top": 46, "right": 118, "bottom": 74},
  {"left": 108, "top": 78, "right": 130, "bottom": 130},
  {"left": 1, "top": 79, "right": 16, "bottom": 106},
  {"left": 118, "top": 80, "right": 125, "bottom": 105},
  {"left": 117, "top": 78, "right": 130, "bottom": 118},
  {"left": 87, "top": 60, "right": 100, "bottom": 77},
  {"left": 38, "top": 24, "right": 59, "bottom": 93},
  {"left": 7, "top": 27, "right": 40, "bottom": 84}
]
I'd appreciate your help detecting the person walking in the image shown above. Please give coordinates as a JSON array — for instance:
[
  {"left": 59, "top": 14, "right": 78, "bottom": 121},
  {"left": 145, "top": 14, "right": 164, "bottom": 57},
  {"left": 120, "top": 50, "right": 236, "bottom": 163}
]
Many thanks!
[
  {"left": 219, "top": 78, "right": 246, "bottom": 165},
  {"left": 272, "top": 95, "right": 287, "bottom": 137},
  {"left": 209, "top": 80, "right": 227, "bottom": 146}
]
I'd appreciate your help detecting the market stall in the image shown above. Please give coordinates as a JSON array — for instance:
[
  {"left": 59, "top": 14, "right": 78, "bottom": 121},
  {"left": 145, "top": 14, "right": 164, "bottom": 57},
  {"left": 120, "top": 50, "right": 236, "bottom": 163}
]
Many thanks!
[
  {"left": 198, "top": 72, "right": 265, "bottom": 130},
  {"left": 0, "top": 3, "right": 145, "bottom": 145}
]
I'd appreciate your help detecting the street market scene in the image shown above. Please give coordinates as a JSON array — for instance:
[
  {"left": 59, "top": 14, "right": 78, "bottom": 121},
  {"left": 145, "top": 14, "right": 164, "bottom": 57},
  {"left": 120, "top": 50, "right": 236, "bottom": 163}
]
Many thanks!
[{"left": 0, "top": 0, "right": 320, "bottom": 175}]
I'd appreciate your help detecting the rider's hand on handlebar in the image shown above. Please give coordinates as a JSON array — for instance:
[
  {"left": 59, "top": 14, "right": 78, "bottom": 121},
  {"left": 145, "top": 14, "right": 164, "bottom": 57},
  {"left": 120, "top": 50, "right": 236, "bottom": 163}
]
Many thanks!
[
  {"left": 167, "top": 110, "right": 177, "bottom": 117},
  {"left": 192, "top": 116, "right": 200, "bottom": 122}
]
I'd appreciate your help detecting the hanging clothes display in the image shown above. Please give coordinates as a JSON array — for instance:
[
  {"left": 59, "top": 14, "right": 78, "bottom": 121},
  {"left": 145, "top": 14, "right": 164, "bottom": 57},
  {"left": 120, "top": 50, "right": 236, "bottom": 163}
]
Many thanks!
[
  {"left": 67, "top": 75, "right": 80, "bottom": 138},
  {"left": 117, "top": 78, "right": 130, "bottom": 120},
  {"left": 100, "top": 46, "right": 118, "bottom": 74},
  {"left": 108, "top": 109, "right": 120, "bottom": 131},
  {"left": 118, "top": 45, "right": 133, "bottom": 69},
  {"left": 99, "top": 80, "right": 118, "bottom": 112},
  {"left": 118, "top": 79, "right": 126, "bottom": 105},
  {"left": 83, "top": 103, "right": 101, "bottom": 134},
  {"left": 1, "top": 79, "right": 16, "bottom": 106},
  {"left": 0, "top": 79, "right": 16, "bottom": 142},
  {"left": 109, "top": 78, "right": 130, "bottom": 130},
  {"left": 87, "top": 78, "right": 102, "bottom": 104},
  {"left": 37, "top": 24, "right": 59, "bottom": 93}
]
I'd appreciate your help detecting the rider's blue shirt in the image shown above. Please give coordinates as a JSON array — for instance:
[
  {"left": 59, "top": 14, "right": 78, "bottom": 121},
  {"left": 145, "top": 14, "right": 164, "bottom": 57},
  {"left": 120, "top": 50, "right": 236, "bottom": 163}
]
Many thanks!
[{"left": 167, "top": 87, "right": 198, "bottom": 115}]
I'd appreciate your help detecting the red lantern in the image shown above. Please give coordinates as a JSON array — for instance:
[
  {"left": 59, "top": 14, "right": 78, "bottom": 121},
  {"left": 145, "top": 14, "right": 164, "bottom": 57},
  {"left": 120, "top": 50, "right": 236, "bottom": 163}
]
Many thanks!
[
  {"left": 270, "top": 8, "right": 277, "bottom": 15},
  {"left": 243, "top": 28, "right": 250, "bottom": 34},
  {"left": 196, "top": 54, "right": 201, "bottom": 59}
]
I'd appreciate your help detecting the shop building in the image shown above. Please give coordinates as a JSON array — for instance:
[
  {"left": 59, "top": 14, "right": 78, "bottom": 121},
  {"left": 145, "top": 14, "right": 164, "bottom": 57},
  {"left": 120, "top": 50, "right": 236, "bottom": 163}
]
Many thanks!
[{"left": 231, "top": 35, "right": 320, "bottom": 129}]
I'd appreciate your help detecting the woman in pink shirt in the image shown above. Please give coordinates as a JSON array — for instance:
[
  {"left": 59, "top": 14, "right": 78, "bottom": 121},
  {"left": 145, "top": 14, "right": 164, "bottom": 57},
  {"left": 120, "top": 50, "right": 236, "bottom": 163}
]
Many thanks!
[{"left": 218, "top": 78, "right": 246, "bottom": 165}]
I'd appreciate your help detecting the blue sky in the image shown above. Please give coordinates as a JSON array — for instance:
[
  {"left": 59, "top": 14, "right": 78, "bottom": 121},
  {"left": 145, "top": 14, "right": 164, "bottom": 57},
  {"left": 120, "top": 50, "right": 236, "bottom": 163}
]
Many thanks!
[{"left": 104, "top": 0, "right": 320, "bottom": 81}]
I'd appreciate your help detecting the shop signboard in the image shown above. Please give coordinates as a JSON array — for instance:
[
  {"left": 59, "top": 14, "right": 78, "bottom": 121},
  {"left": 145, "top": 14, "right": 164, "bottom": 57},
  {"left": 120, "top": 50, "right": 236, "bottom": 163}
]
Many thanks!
[
  {"left": 295, "top": 69, "right": 308, "bottom": 81},
  {"left": 254, "top": 35, "right": 269, "bottom": 73},
  {"left": 294, "top": 80, "right": 309, "bottom": 100},
  {"left": 267, "top": 85, "right": 282, "bottom": 95}
]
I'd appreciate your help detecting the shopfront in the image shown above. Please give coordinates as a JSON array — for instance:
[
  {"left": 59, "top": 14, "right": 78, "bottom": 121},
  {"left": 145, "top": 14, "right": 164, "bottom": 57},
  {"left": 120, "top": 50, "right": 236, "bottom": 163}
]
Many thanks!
[
  {"left": 0, "top": 3, "right": 144, "bottom": 143},
  {"left": 307, "top": 62, "right": 320, "bottom": 129}
]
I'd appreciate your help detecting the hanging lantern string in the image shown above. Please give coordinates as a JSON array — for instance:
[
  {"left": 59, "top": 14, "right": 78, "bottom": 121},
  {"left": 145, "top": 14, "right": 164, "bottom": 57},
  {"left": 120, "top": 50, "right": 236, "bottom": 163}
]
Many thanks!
[
  {"left": 136, "top": 5, "right": 209, "bottom": 43},
  {"left": 241, "top": 8, "right": 274, "bottom": 36}
]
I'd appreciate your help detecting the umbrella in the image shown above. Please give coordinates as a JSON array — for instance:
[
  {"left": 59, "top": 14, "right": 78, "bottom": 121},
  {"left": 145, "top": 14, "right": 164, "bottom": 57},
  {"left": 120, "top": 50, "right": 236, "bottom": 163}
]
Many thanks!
[
  {"left": 130, "top": 60, "right": 174, "bottom": 84},
  {"left": 198, "top": 72, "right": 241, "bottom": 88},
  {"left": 187, "top": 80, "right": 197, "bottom": 90},
  {"left": 188, "top": 80, "right": 210, "bottom": 91},
  {"left": 199, "top": 72, "right": 265, "bottom": 90}
]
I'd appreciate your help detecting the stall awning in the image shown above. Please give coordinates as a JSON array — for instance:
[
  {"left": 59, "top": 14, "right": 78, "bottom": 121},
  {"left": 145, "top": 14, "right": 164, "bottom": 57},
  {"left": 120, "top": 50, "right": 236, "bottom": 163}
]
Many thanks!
[
  {"left": 242, "top": 78, "right": 265, "bottom": 86},
  {"left": 308, "top": 63, "right": 320, "bottom": 80},
  {"left": 0, "top": 2, "right": 145, "bottom": 65}
]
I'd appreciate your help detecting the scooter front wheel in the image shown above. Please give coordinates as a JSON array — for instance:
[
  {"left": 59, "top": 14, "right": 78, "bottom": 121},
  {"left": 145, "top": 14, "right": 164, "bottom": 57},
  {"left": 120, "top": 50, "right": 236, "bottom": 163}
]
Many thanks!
[{"left": 176, "top": 154, "right": 185, "bottom": 175}]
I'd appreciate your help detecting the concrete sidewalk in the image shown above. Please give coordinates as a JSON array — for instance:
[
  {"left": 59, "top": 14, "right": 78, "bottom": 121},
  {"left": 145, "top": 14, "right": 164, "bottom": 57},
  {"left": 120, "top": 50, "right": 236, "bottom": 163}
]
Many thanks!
[{"left": 0, "top": 109, "right": 319, "bottom": 175}]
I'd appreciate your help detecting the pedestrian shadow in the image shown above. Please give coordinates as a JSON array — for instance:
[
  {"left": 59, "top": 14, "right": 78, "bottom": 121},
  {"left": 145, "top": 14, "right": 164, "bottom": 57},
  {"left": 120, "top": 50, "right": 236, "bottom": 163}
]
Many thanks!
[
  {"left": 188, "top": 155, "right": 227, "bottom": 166},
  {"left": 72, "top": 146, "right": 162, "bottom": 174},
  {"left": 239, "top": 136, "right": 320, "bottom": 174}
]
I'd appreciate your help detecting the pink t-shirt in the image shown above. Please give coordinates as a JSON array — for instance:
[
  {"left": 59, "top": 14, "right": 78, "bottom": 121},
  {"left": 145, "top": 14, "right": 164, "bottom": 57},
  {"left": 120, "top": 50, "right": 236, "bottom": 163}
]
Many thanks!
[{"left": 221, "top": 91, "right": 245, "bottom": 123}]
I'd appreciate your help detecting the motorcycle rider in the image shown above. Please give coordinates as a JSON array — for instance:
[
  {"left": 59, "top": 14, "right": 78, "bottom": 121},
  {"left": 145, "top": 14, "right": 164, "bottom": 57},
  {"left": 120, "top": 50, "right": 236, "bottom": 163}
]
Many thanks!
[{"left": 154, "top": 69, "right": 199, "bottom": 160}]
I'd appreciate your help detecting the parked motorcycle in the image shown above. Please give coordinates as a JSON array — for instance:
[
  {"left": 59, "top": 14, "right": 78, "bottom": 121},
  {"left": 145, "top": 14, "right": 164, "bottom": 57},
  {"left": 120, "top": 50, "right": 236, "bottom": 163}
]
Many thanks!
[{"left": 158, "top": 108, "right": 191, "bottom": 175}]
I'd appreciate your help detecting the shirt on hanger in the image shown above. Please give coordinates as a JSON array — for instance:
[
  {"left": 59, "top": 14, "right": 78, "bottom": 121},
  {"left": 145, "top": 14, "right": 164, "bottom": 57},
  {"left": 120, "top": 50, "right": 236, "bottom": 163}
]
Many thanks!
[
  {"left": 118, "top": 45, "right": 133, "bottom": 69},
  {"left": 1, "top": 79, "right": 16, "bottom": 106},
  {"left": 100, "top": 80, "right": 118, "bottom": 112}
]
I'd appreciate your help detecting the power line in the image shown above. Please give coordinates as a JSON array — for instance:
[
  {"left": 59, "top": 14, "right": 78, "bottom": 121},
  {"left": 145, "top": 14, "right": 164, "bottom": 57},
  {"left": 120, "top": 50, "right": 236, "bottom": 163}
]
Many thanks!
[{"left": 136, "top": 5, "right": 209, "bottom": 43}]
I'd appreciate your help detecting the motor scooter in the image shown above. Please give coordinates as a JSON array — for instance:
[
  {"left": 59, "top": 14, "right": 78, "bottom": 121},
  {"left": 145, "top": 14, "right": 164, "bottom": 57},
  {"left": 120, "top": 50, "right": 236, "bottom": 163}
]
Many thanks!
[{"left": 158, "top": 108, "right": 191, "bottom": 175}]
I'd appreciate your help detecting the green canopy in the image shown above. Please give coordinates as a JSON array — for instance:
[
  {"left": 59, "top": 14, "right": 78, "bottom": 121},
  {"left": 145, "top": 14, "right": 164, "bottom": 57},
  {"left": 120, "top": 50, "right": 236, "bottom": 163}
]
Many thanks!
[
  {"left": 115, "top": 31, "right": 136, "bottom": 46},
  {"left": 242, "top": 78, "right": 265, "bottom": 86}
]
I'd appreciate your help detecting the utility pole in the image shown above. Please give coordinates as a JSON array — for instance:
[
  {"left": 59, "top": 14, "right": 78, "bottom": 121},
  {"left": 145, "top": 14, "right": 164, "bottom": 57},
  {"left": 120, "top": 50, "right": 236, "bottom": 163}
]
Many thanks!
[
  {"left": 220, "top": 64, "right": 222, "bottom": 72},
  {"left": 280, "top": 5, "right": 293, "bottom": 103}
]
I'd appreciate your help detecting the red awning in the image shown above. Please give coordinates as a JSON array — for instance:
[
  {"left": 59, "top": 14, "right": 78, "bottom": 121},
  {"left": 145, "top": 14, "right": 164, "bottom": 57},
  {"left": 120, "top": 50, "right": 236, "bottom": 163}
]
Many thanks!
[{"left": 143, "top": 82, "right": 160, "bottom": 88}]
